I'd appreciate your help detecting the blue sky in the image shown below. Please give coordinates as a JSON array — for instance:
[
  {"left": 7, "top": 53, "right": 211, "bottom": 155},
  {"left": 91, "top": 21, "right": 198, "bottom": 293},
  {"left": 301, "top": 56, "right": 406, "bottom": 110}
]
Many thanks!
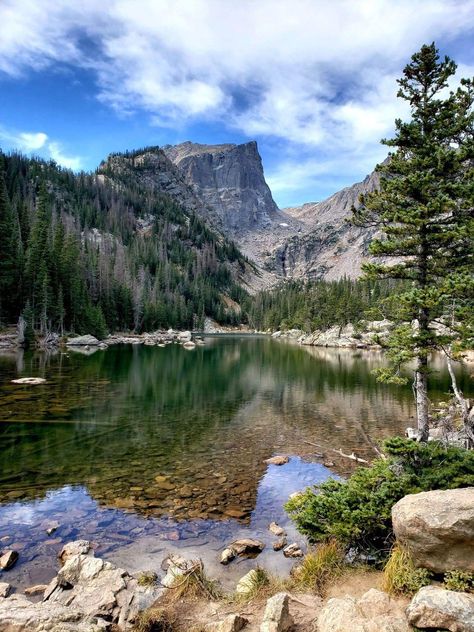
[{"left": 1, "top": 1, "right": 473, "bottom": 208}]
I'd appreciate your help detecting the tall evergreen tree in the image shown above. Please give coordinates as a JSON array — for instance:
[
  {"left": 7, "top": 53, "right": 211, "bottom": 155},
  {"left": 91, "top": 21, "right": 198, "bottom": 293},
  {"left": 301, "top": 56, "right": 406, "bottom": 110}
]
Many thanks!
[
  {"left": 353, "top": 43, "right": 474, "bottom": 441},
  {"left": 0, "top": 160, "right": 18, "bottom": 323}
]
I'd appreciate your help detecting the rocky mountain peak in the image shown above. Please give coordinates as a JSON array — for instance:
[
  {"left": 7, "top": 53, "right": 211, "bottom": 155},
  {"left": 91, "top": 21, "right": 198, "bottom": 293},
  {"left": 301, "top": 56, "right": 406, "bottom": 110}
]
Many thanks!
[{"left": 163, "top": 140, "right": 280, "bottom": 236}]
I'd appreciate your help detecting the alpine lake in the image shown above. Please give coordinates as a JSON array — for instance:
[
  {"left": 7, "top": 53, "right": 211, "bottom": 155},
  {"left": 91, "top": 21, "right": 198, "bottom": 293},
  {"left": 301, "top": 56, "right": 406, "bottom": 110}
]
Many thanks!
[{"left": 0, "top": 335, "right": 471, "bottom": 590}]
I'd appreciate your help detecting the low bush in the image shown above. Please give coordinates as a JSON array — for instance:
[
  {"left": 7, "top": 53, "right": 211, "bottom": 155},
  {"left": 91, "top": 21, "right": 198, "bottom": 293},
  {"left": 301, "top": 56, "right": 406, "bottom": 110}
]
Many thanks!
[
  {"left": 444, "top": 570, "right": 474, "bottom": 593},
  {"left": 285, "top": 437, "right": 474, "bottom": 558},
  {"left": 382, "top": 544, "right": 431, "bottom": 594}
]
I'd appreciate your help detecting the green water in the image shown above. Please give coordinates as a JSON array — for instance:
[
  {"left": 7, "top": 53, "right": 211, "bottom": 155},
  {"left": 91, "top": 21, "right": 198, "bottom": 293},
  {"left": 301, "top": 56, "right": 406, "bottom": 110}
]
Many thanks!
[{"left": 0, "top": 337, "right": 470, "bottom": 589}]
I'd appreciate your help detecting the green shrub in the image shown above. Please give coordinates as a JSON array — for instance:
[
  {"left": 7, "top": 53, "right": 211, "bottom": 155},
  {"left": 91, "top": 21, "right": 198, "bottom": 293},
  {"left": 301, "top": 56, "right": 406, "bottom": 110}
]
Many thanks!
[
  {"left": 382, "top": 545, "right": 431, "bottom": 594},
  {"left": 285, "top": 437, "right": 474, "bottom": 557},
  {"left": 444, "top": 570, "right": 474, "bottom": 593}
]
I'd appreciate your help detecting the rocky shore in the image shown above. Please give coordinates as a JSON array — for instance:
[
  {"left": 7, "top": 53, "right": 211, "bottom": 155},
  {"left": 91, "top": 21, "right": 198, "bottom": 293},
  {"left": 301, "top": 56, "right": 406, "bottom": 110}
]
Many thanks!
[
  {"left": 272, "top": 320, "right": 392, "bottom": 349},
  {"left": 1, "top": 488, "right": 473, "bottom": 631}
]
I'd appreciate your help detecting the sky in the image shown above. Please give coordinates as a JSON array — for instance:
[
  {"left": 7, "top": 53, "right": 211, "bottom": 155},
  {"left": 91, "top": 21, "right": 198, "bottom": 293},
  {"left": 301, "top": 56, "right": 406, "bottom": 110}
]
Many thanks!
[{"left": 0, "top": 1, "right": 474, "bottom": 208}]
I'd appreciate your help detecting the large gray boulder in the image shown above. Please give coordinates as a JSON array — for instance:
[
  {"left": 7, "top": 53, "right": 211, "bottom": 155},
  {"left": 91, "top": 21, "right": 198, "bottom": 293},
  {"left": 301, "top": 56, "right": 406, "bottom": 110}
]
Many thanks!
[
  {"left": 0, "top": 593, "right": 105, "bottom": 631},
  {"left": 318, "top": 589, "right": 410, "bottom": 632},
  {"left": 392, "top": 488, "right": 474, "bottom": 572},
  {"left": 66, "top": 335, "right": 100, "bottom": 346},
  {"left": 260, "top": 592, "right": 294, "bottom": 632},
  {"left": 44, "top": 552, "right": 161, "bottom": 628},
  {"left": 407, "top": 586, "right": 474, "bottom": 632}
]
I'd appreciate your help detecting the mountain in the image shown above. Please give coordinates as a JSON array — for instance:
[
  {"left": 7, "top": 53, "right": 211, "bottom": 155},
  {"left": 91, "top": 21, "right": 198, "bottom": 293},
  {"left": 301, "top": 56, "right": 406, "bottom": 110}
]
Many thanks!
[
  {"left": 0, "top": 150, "right": 250, "bottom": 335},
  {"left": 157, "top": 140, "right": 381, "bottom": 282},
  {"left": 270, "top": 169, "right": 380, "bottom": 280}
]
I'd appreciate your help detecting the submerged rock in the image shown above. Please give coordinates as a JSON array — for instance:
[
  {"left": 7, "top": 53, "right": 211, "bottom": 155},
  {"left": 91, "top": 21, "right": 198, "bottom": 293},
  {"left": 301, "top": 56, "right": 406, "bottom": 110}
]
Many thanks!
[
  {"left": 392, "top": 488, "right": 474, "bottom": 572},
  {"left": 406, "top": 586, "right": 474, "bottom": 632},
  {"left": 0, "top": 549, "right": 19, "bottom": 570},
  {"left": 272, "top": 537, "right": 287, "bottom": 551},
  {"left": 0, "top": 582, "right": 11, "bottom": 598},
  {"left": 265, "top": 456, "right": 289, "bottom": 466}
]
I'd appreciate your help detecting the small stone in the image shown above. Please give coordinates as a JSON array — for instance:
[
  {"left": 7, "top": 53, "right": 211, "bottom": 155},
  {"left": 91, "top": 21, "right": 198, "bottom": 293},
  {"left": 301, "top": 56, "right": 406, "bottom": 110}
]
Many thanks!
[
  {"left": 207, "top": 614, "right": 249, "bottom": 632},
  {"left": 24, "top": 584, "right": 48, "bottom": 596},
  {"left": 283, "top": 543, "right": 303, "bottom": 558},
  {"left": 323, "top": 461, "right": 335, "bottom": 468},
  {"left": 45, "top": 520, "right": 60, "bottom": 536},
  {"left": 0, "top": 550, "right": 18, "bottom": 570},
  {"left": 273, "top": 537, "right": 287, "bottom": 551},
  {"left": 269, "top": 522, "right": 285, "bottom": 536},
  {"left": 0, "top": 582, "right": 11, "bottom": 598},
  {"left": 260, "top": 592, "right": 294, "bottom": 632},
  {"left": 265, "top": 456, "right": 289, "bottom": 466},
  {"left": 220, "top": 548, "right": 236, "bottom": 565}
]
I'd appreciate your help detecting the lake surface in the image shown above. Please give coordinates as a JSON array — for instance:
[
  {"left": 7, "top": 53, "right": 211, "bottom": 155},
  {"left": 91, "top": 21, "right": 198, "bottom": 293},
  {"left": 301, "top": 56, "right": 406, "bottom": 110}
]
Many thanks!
[{"left": 0, "top": 336, "right": 470, "bottom": 589}]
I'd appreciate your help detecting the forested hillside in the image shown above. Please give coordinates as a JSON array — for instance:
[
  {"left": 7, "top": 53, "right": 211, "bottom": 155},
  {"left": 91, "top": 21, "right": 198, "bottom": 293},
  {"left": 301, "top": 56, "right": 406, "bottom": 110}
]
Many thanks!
[
  {"left": 246, "top": 277, "right": 401, "bottom": 332},
  {"left": 0, "top": 151, "right": 247, "bottom": 339}
]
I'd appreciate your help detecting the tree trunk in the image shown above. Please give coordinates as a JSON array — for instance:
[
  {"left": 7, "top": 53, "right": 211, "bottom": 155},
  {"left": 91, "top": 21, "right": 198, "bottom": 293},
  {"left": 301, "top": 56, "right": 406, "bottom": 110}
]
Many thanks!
[
  {"left": 415, "top": 354, "right": 430, "bottom": 441},
  {"left": 445, "top": 350, "right": 474, "bottom": 446}
]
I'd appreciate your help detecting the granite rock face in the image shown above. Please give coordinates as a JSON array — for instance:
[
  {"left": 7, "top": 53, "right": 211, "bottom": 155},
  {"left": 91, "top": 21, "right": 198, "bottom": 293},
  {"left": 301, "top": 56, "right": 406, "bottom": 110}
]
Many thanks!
[
  {"left": 163, "top": 141, "right": 280, "bottom": 235},
  {"left": 392, "top": 488, "right": 474, "bottom": 573}
]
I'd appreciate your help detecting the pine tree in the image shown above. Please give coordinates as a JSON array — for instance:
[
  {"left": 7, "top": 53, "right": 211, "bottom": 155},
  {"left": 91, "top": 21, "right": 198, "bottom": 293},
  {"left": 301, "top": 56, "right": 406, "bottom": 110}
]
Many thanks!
[
  {"left": 0, "top": 160, "right": 18, "bottom": 323},
  {"left": 353, "top": 43, "right": 474, "bottom": 441}
]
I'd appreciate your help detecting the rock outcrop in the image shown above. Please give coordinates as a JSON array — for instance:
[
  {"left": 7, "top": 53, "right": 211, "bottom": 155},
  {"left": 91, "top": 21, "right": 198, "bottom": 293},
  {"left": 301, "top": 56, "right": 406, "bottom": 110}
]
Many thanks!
[
  {"left": 163, "top": 141, "right": 280, "bottom": 236},
  {"left": 392, "top": 488, "right": 474, "bottom": 572},
  {"left": 317, "top": 588, "right": 410, "bottom": 632},
  {"left": 407, "top": 586, "right": 474, "bottom": 632}
]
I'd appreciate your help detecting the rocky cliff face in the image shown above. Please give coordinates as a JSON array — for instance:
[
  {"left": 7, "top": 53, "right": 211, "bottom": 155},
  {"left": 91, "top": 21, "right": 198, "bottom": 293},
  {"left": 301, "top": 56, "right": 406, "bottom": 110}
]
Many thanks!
[
  {"left": 268, "top": 169, "right": 380, "bottom": 280},
  {"left": 163, "top": 141, "right": 281, "bottom": 235},
  {"left": 99, "top": 142, "right": 382, "bottom": 287}
]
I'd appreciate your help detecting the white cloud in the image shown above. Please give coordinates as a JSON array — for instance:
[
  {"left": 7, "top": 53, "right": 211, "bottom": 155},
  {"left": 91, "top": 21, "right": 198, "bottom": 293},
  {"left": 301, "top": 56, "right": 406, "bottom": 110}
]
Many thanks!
[
  {"left": 0, "top": 0, "right": 473, "bottom": 198},
  {"left": 48, "top": 141, "right": 83, "bottom": 170},
  {"left": 0, "top": 127, "right": 83, "bottom": 170}
]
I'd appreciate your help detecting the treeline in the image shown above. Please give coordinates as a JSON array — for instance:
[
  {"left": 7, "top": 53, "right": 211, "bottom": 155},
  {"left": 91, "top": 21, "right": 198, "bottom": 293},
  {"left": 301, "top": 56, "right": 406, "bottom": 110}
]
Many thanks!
[
  {"left": 0, "top": 151, "right": 247, "bottom": 341},
  {"left": 246, "top": 277, "right": 401, "bottom": 332}
]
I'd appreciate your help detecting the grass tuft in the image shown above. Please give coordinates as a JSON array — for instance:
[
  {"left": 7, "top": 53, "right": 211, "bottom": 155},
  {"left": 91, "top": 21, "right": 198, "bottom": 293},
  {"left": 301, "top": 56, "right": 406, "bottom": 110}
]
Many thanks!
[
  {"left": 133, "top": 607, "right": 176, "bottom": 632},
  {"left": 292, "top": 540, "right": 345, "bottom": 595},
  {"left": 168, "top": 560, "right": 221, "bottom": 602},
  {"left": 382, "top": 544, "right": 431, "bottom": 595}
]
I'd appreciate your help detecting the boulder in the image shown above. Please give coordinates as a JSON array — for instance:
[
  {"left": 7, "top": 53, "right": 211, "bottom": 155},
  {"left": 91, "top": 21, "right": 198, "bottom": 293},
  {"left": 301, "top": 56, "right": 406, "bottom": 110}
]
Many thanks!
[
  {"left": 0, "top": 593, "right": 106, "bottom": 631},
  {"left": 58, "top": 539, "right": 93, "bottom": 565},
  {"left": 236, "top": 569, "right": 259, "bottom": 595},
  {"left": 0, "top": 582, "right": 11, "bottom": 597},
  {"left": 392, "top": 488, "right": 474, "bottom": 572},
  {"left": 207, "top": 613, "right": 249, "bottom": 632},
  {"left": 220, "top": 548, "right": 236, "bottom": 565},
  {"left": 44, "top": 552, "right": 161, "bottom": 628},
  {"left": 231, "top": 538, "right": 265, "bottom": 556},
  {"left": 260, "top": 592, "right": 294, "bottom": 632},
  {"left": 406, "top": 585, "right": 474, "bottom": 632},
  {"left": 66, "top": 335, "right": 100, "bottom": 346},
  {"left": 24, "top": 584, "right": 48, "bottom": 596},
  {"left": 0, "top": 549, "right": 19, "bottom": 570},
  {"left": 318, "top": 589, "right": 410, "bottom": 632}
]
